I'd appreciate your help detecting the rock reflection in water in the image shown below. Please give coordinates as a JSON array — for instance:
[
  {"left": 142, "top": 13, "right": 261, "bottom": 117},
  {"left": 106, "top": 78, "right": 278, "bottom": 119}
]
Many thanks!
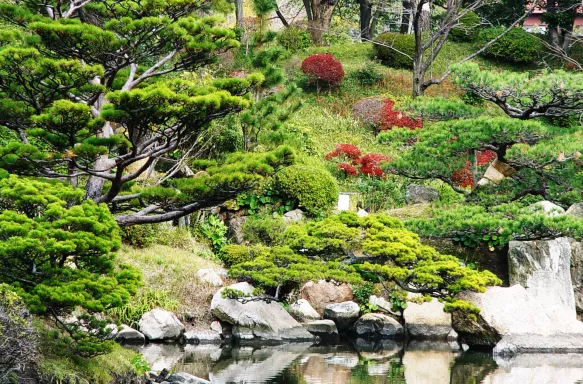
[{"left": 132, "top": 341, "right": 583, "bottom": 384}]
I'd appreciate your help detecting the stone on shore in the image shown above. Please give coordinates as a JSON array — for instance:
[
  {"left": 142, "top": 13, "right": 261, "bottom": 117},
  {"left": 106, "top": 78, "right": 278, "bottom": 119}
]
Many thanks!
[
  {"left": 300, "top": 281, "right": 353, "bottom": 316},
  {"left": 404, "top": 297, "right": 454, "bottom": 340},
  {"left": 210, "top": 282, "right": 314, "bottom": 342},
  {"left": 139, "top": 308, "right": 185, "bottom": 341},
  {"left": 324, "top": 301, "right": 360, "bottom": 331},
  {"left": 114, "top": 324, "right": 145, "bottom": 344},
  {"left": 289, "top": 299, "right": 321, "bottom": 322},
  {"left": 302, "top": 320, "right": 339, "bottom": 341},
  {"left": 353, "top": 313, "right": 404, "bottom": 339}
]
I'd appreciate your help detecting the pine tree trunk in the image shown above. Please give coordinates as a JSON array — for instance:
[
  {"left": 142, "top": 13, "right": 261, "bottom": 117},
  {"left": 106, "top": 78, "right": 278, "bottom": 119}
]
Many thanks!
[{"left": 235, "top": 0, "right": 244, "bottom": 27}]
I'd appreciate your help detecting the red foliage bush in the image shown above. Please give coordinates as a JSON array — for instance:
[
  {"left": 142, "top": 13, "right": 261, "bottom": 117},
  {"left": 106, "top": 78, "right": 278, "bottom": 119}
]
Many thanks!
[
  {"left": 325, "top": 143, "right": 390, "bottom": 178},
  {"left": 325, "top": 144, "right": 362, "bottom": 161},
  {"left": 451, "top": 150, "right": 497, "bottom": 188},
  {"left": 338, "top": 163, "right": 359, "bottom": 176},
  {"left": 301, "top": 54, "right": 345, "bottom": 87},
  {"left": 378, "top": 99, "right": 422, "bottom": 131},
  {"left": 357, "top": 153, "right": 391, "bottom": 177}
]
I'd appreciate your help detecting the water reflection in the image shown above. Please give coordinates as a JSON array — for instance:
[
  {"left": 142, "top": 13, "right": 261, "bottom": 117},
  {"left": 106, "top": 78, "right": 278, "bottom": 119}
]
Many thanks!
[{"left": 131, "top": 340, "right": 583, "bottom": 384}]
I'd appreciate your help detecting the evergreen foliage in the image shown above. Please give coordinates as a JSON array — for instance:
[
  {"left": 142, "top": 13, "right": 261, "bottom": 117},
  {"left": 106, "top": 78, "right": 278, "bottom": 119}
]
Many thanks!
[
  {"left": 0, "top": 175, "right": 141, "bottom": 357},
  {"left": 274, "top": 164, "right": 339, "bottom": 216},
  {"left": 452, "top": 63, "right": 583, "bottom": 119},
  {"left": 229, "top": 212, "right": 500, "bottom": 312},
  {"left": 374, "top": 33, "right": 415, "bottom": 69},
  {"left": 477, "top": 27, "right": 544, "bottom": 64},
  {"left": 0, "top": 0, "right": 293, "bottom": 225},
  {"left": 449, "top": 10, "right": 481, "bottom": 42}
]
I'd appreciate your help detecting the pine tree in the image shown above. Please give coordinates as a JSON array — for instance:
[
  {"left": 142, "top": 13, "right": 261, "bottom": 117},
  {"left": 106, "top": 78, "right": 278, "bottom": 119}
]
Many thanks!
[{"left": 0, "top": 0, "right": 294, "bottom": 226}]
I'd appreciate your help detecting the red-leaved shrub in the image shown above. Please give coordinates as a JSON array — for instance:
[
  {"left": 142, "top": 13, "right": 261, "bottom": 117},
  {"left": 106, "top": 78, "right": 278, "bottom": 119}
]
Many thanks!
[
  {"left": 451, "top": 150, "right": 497, "bottom": 188},
  {"left": 325, "top": 144, "right": 362, "bottom": 161},
  {"left": 338, "top": 163, "right": 359, "bottom": 176},
  {"left": 357, "top": 153, "right": 391, "bottom": 177},
  {"left": 301, "top": 54, "right": 345, "bottom": 87},
  {"left": 378, "top": 99, "right": 422, "bottom": 131},
  {"left": 325, "top": 144, "right": 390, "bottom": 178}
]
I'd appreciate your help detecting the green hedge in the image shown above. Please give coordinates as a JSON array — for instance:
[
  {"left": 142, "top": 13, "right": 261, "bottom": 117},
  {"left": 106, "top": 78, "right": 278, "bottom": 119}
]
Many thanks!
[
  {"left": 478, "top": 27, "right": 544, "bottom": 64},
  {"left": 374, "top": 33, "right": 415, "bottom": 69},
  {"left": 274, "top": 165, "right": 339, "bottom": 216}
]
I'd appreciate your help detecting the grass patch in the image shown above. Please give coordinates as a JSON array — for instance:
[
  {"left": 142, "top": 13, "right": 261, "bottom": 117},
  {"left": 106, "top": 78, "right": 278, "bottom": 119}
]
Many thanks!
[
  {"left": 37, "top": 325, "right": 142, "bottom": 384},
  {"left": 117, "top": 244, "right": 225, "bottom": 328}
]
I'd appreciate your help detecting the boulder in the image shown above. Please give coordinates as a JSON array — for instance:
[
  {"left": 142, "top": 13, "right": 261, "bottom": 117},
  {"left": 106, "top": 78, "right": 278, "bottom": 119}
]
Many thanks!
[
  {"left": 567, "top": 203, "right": 583, "bottom": 217},
  {"left": 228, "top": 216, "right": 247, "bottom": 244},
  {"left": 302, "top": 320, "right": 339, "bottom": 341},
  {"left": 183, "top": 330, "right": 222, "bottom": 345},
  {"left": 353, "top": 313, "right": 404, "bottom": 339},
  {"left": 493, "top": 333, "right": 583, "bottom": 357},
  {"left": 139, "top": 308, "right": 185, "bottom": 341},
  {"left": 289, "top": 299, "right": 321, "bottom": 322},
  {"left": 452, "top": 285, "right": 583, "bottom": 349},
  {"left": 283, "top": 209, "right": 306, "bottom": 223},
  {"left": 300, "top": 281, "right": 353, "bottom": 316},
  {"left": 114, "top": 324, "right": 145, "bottom": 344},
  {"left": 508, "top": 238, "right": 576, "bottom": 320},
  {"left": 352, "top": 96, "right": 385, "bottom": 125},
  {"left": 210, "top": 320, "right": 223, "bottom": 334},
  {"left": 405, "top": 184, "right": 440, "bottom": 204},
  {"left": 529, "top": 200, "right": 565, "bottom": 216},
  {"left": 369, "top": 295, "right": 392, "bottom": 312},
  {"left": 404, "top": 298, "right": 454, "bottom": 340},
  {"left": 210, "top": 282, "right": 314, "bottom": 342},
  {"left": 324, "top": 301, "right": 360, "bottom": 331},
  {"left": 357, "top": 209, "right": 369, "bottom": 217},
  {"left": 196, "top": 268, "right": 223, "bottom": 287},
  {"left": 166, "top": 372, "right": 210, "bottom": 384},
  {"left": 571, "top": 239, "right": 583, "bottom": 318},
  {"left": 105, "top": 323, "right": 118, "bottom": 339}
]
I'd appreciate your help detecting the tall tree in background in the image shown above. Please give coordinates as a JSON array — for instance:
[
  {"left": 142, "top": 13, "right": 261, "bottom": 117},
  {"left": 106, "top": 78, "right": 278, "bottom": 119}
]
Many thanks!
[
  {"left": 542, "top": 0, "right": 581, "bottom": 54},
  {"left": 304, "top": 0, "right": 339, "bottom": 44},
  {"left": 0, "top": 0, "right": 295, "bottom": 226}
]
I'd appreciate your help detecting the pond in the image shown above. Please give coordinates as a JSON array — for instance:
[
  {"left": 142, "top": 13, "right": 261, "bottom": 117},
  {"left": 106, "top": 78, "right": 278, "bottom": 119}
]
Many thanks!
[{"left": 129, "top": 340, "right": 583, "bottom": 383}]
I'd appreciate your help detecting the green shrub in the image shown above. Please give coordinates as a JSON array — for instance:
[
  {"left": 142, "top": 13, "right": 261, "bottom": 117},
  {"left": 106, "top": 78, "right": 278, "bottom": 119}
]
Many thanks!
[
  {"left": 449, "top": 10, "right": 481, "bottom": 42},
  {"left": 221, "top": 244, "right": 269, "bottom": 266},
  {"left": 478, "top": 27, "right": 544, "bottom": 64},
  {"left": 278, "top": 26, "right": 311, "bottom": 52},
  {"left": 199, "top": 214, "right": 229, "bottom": 255},
  {"left": 274, "top": 165, "right": 339, "bottom": 216},
  {"left": 352, "top": 66, "right": 384, "bottom": 86},
  {"left": 374, "top": 33, "right": 415, "bottom": 69},
  {"left": 120, "top": 224, "right": 157, "bottom": 248},
  {"left": 243, "top": 215, "right": 287, "bottom": 245}
]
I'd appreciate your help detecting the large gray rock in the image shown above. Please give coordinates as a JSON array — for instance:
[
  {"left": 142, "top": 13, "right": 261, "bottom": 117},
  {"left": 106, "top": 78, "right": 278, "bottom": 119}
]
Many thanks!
[
  {"left": 283, "top": 209, "right": 306, "bottom": 223},
  {"left": 404, "top": 298, "right": 454, "bottom": 340},
  {"left": 228, "top": 216, "right": 247, "bottom": 244},
  {"left": 289, "top": 299, "right": 321, "bottom": 322},
  {"left": 302, "top": 320, "right": 339, "bottom": 341},
  {"left": 566, "top": 203, "right": 583, "bottom": 217},
  {"left": 508, "top": 238, "right": 576, "bottom": 320},
  {"left": 114, "top": 324, "right": 145, "bottom": 344},
  {"left": 529, "top": 200, "right": 565, "bottom": 216},
  {"left": 210, "top": 282, "right": 314, "bottom": 342},
  {"left": 300, "top": 280, "right": 353, "bottom": 316},
  {"left": 493, "top": 333, "right": 583, "bottom": 357},
  {"left": 166, "top": 372, "right": 210, "bottom": 384},
  {"left": 196, "top": 268, "right": 223, "bottom": 287},
  {"left": 405, "top": 184, "right": 440, "bottom": 204},
  {"left": 139, "top": 308, "right": 185, "bottom": 341},
  {"left": 324, "top": 301, "right": 360, "bottom": 331},
  {"left": 353, "top": 313, "right": 404, "bottom": 339},
  {"left": 182, "top": 330, "right": 222, "bottom": 345},
  {"left": 452, "top": 285, "right": 583, "bottom": 349},
  {"left": 571, "top": 239, "right": 583, "bottom": 318}
]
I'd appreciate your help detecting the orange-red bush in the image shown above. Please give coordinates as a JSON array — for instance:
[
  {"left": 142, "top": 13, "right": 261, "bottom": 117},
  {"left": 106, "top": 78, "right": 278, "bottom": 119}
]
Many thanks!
[{"left": 301, "top": 54, "right": 345, "bottom": 87}]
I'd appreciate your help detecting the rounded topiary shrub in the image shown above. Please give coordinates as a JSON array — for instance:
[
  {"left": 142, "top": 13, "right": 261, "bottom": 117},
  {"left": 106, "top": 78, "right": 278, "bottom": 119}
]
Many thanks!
[
  {"left": 478, "top": 27, "right": 544, "bottom": 64},
  {"left": 449, "top": 10, "right": 481, "bottom": 42},
  {"left": 374, "top": 33, "right": 415, "bottom": 69},
  {"left": 278, "top": 26, "right": 312, "bottom": 53},
  {"left": 274, "top": 165, "right": 339, "bottom": 216},
  {"left": 301, "top": 53, "right": 345, "bottom": 88}
]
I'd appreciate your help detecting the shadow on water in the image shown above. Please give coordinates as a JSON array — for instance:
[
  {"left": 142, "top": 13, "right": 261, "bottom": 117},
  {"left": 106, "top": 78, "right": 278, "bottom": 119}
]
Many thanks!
[{"left": 129, "top": 339, "right": 583, "bottom": 384}]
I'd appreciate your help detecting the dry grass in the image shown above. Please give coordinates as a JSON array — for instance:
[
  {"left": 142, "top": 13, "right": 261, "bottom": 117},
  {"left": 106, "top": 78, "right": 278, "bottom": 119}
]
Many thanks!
[{"left": 117, "top": 244, "right": 228, "bottom": 330}]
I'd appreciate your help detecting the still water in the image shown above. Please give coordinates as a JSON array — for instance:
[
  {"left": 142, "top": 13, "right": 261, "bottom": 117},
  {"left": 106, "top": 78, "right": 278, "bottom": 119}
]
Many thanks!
[{"left": 131, "top": 340, "right": 583, "bottom": 384}]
